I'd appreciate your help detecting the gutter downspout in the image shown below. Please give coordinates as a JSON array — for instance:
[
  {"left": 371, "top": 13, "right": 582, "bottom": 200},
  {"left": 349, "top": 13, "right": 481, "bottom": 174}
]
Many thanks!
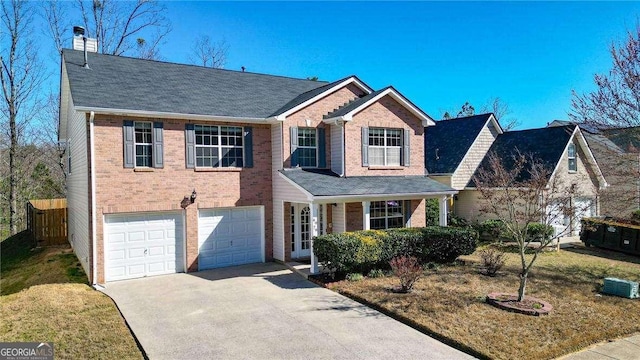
[{"left": 89, "top": 111, "right": 99, "bottom": 287}]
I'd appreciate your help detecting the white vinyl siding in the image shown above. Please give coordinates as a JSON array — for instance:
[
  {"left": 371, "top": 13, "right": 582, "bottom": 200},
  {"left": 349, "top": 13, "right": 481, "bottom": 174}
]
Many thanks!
[
  {"left": 65, "top": 94, "right": 90, "bottom": 276},
  {"left": 332, "top": 203, "right": 346, "bottom": 233}
]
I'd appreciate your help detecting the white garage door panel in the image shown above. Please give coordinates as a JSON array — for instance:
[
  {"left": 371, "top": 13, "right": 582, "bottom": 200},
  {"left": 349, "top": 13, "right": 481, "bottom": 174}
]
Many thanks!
[
  {"left": 198, "top": 207, "right": 263, "bottom": 270},
  {"left": 105, "top": 212, "right": 184, "bottom": 282}
]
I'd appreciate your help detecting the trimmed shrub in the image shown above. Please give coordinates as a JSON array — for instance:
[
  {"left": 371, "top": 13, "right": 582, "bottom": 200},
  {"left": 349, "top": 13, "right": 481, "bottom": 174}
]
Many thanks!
[
  {"left": 390, "top": 256, "right": 422, "bottom": 293},
  {"left": 479, "top": 247, "right": 506, "bottom": 276},
  {"left": 367, "top": 269, "right": 385, "bottom": 278},
  {"left": 346, "top": 273, "right": 364, "bottom": 282},
  {"left": 313, "top": 226, "right": 478, "bottom": 275},
  {"left": 477, "top": 219, "right": 507, "bottom": 242},
  {"left": 526, "top": 222, "right": 554, "bottom": 242},
  {"left": 632, "top": 209, "right": 640, "bottom": 220},
  {"left": 425, "top": 198, "right": 439, "bottom": 226}
]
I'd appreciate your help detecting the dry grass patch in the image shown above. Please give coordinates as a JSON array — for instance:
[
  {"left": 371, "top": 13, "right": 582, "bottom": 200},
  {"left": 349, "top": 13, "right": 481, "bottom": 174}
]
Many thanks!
[
  {"left": 0, "top": 284, "right": 143, "bottom": 359},
  {"left": 329, "top": 245, "right": 640, "bottom": 360}
]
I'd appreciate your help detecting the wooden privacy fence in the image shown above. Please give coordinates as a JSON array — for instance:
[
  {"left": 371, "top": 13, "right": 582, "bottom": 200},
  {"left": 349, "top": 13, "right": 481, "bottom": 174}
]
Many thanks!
[{"left": 27, "top": 198, "right": 68, "bottom": 246}]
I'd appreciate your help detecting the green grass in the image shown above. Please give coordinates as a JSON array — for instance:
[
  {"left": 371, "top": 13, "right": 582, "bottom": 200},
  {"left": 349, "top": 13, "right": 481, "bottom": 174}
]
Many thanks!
[{"left": 0, "top": 232, "right": 143, "bottom": 359}]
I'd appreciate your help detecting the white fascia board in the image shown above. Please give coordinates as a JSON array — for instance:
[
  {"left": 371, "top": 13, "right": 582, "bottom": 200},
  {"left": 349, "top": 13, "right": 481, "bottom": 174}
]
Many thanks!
[
  {"left": 488, "top": 114, "right": 504, "bottom": 135},
  {"left": 275, "top": 77, "right": 373, "bottom": 121},
  {"left": 336, "top": 88, "right": 435, "bottom": 127},
  {"left": 277, "top": 172, "right": 314, "bottom": 201},
  {"left": 311, "top": 191, "right": 458, "bottom": 204},
  {"left": 573, "top": 128, "right": 609, "bottom": 189},
  {"left": 74, "top": 106, "right": 273, "bottom": 124}
]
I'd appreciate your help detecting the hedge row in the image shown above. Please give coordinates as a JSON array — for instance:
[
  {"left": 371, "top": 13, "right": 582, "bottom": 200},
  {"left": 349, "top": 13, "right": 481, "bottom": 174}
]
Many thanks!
[
  {"left": 313, "top": 226, "right": 478, "bottom": 275},
  {"left": 475, "top": 219, "right": 554, "bottom": 242}
]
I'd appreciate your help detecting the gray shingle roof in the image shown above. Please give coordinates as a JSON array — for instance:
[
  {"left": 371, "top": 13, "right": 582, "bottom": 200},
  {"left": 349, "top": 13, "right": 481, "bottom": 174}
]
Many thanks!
[
  {"left": 324, "top": 87, "right": 389, "bottom": 118},
  {"left": 469, "top": 125, "right": 576, "bottom": 187},
  {"left": 269, "top": 75, "right": 369, "bottom": 117},
  {"left": 279, "top": 168, "right": 456, "bottom": 197},
  {"left": 63, "top": 49, "right": 329, "bottom": 118},
  {"left": 425, "top": 114, "right": 494, "bottom": 174}
]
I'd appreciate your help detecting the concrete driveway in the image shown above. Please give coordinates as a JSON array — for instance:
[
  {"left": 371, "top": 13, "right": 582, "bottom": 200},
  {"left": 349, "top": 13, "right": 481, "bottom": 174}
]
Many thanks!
[{"left": 103, "top": 263, "right": 474, "bottom": 360}]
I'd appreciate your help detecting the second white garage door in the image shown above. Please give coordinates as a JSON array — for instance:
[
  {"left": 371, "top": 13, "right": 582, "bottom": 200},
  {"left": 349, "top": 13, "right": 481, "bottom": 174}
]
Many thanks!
[{"left": 198, "top": 207, "right": 264, "bottom": 270}]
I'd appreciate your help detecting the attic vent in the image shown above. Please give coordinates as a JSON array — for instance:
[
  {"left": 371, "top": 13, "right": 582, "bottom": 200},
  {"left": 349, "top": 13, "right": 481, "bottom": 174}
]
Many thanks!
[{"left": 73, "top": 35, "right": 97, "bottom": 53}]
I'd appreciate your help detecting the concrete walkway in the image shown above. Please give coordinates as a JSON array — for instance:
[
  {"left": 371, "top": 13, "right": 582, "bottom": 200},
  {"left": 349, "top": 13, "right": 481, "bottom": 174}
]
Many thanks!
[
  {"left": 560, "top": 334, "right": 640, "bottom": 360},
  {"left": 103, "top": 263, "right": 474, "bottom": 360}
]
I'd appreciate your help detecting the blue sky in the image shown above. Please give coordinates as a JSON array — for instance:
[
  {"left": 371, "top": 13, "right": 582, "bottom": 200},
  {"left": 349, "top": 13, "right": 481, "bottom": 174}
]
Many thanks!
[{"left": 43, "top": 1, "right": 640, "bottom": 130}]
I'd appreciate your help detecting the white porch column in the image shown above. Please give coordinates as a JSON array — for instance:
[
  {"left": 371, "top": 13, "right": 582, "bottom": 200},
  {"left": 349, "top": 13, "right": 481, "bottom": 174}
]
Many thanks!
[
  {"left": 310, "top": 203, "right": 320, "bottom": 274},
  {"left": 362, "top": 201, "right": 370, "bottom": 230},
  {"left": 439, "top": 196, "right": 448, "bottom": 227}
]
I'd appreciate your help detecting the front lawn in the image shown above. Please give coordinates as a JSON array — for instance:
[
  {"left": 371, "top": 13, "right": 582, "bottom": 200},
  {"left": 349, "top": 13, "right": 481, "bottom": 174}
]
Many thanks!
[
  {"left": 0, "top": 232, "right": 143, "bottom": 359},
  {"left": 328, "top": 244, "right": 640, "bottom": 360}
]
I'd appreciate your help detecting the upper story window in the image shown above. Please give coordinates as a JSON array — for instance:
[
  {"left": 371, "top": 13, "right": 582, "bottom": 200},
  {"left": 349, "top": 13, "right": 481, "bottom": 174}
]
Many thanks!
[
  {"left": 370, "top": 200, "right": 405, "bottom": 230},
  {"left": 290, "top": 126, "right": 326, "bottom": 168},
  {"left": 368, "top": 128, "right": 402, "bottom": 166},
  {"left": 568, "top": 143, "right": 577, "bottom": 172},
  {"left": 195, "top": 125, "right": 244, "bottom": 168},
  {"left": 297, "top": 128, "right": 317, "bottom": 167},
  {"left": 123, "top": 120, "right": 163, "bottom": 169},
  {"left": 134, "top": 122, "right": 153, "bottom": 167}
]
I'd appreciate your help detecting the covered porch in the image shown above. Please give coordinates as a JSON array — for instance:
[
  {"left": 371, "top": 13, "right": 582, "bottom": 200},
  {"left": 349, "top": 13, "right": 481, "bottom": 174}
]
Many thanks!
[{"left": 278, "top": 168, "right": 458, "bottom": 274}]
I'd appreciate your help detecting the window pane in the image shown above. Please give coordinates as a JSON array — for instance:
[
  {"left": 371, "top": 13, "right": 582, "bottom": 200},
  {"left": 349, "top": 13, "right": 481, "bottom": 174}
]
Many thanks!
[
  {"left": 568, "top": 158, "right": 577, "bottom": 171},
  {"left": 568, "top": 144, "right": 576, "bottom": 157},
  {"left": 386, "top": 148, "right": 401, "bottom": 166},
  {"left": 387, "top": 216, "right": 405, "bottom": 229},
  {"left": 386, "top": 129, "right": 402, "bottom": 146},
  {"left": 370, "top": 218, "right": 386, "bottom": 230},
  {"left": 369, "top": 147, "right": 384, "bottom": 166},
  {"left": 369, "top": 128, "right": 385, "bottom": 146}
]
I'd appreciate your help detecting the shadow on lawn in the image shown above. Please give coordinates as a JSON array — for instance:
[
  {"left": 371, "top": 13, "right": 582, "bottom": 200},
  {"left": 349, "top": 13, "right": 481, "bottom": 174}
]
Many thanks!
[{"left": 563, "top": 245, "right": 640, "bottom": 266}]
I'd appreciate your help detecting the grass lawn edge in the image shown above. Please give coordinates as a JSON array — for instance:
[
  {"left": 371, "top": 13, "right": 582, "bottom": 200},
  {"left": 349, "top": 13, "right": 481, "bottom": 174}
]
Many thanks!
[{"left": 325, "top": 282, "right": 492, "bottom": 360}]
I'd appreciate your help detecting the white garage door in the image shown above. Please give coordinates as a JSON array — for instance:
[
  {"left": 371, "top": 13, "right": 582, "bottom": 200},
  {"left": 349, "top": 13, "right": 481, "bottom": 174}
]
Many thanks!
[
  {"left": 104, "top": 212, "right": 184, "bottom": 282},
  {"left": 573, "top": 198, "right": 596, "bottom": 235},
  {"left": 198, "top": 207, "right": 264, "bottom": 270}
]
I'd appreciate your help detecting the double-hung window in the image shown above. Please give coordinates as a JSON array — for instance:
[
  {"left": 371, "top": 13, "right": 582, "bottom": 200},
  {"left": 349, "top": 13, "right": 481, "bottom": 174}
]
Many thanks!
[
  {"left": 123, "top": 120, "right": 163, "bottom": 169},
  {"left": 195, "top": 125, "right": 244, "bottom": 168},
  {"left": 370, "top": 200, "right": 405, "bottom": 230},
  {"left": 297, "top": 128, "right": 317, "bottom": 167},
  {"left": 290, "top": 126, "right": 326, "bottom": 168},
  {"left": 368, "top": 128, "right": 402, "bottom": 166},
  {"left": 568, "top": 143, "right": 577, "bottom": 172},
  {"left": 134, "top": 122, "right": 153, "bottom": 167}
]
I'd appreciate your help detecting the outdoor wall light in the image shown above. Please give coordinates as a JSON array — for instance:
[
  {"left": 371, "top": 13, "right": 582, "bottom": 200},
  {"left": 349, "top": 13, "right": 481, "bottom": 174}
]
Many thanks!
[{"left": 190, "top": 189, "right": 197, "bottom": 203}]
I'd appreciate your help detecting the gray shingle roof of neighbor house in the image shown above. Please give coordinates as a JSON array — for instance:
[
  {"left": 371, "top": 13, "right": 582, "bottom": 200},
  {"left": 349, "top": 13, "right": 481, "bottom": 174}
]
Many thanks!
[
  {"left": 279, "top": 168, "right": 457, "bottom": 197},
  {"left": 549, "top": 120, "right": 626, "bottom": 154},
  {"left": 424, "top": 113, "right": 495, "bottom": 174},
  {"left": 62, "top": 49, "right": 330, "bottom": 118},
  {"left": 468, "top": 125, "right": 576, "bottom": 187}
]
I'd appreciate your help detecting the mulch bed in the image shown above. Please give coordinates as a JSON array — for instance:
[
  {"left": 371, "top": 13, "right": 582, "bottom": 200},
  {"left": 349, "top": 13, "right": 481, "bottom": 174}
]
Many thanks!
[{"left": 486, "top": 292, "right": 553, "bottom": 316}]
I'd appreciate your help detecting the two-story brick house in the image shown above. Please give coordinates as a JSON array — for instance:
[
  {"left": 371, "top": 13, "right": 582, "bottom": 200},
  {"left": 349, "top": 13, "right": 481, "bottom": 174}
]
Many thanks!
[{"left": 60, "top": 45, "right": 457, "bottom": 284}]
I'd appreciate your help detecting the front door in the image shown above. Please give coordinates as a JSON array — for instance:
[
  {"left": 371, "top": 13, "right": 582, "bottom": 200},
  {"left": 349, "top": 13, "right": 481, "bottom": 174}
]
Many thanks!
[{"left": 290, "top": 204, "right": 325, "bottom": 259}]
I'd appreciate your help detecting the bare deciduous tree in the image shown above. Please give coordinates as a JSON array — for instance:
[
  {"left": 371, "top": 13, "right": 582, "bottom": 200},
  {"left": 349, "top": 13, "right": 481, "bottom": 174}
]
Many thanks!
[
  {"left": 473, "top": 151, "right": 585, "bottom": 301},
  {"left": 482, "top": 97, "right": 520, "bottom": 131},
  {"left": 190, "top": 34, "right": 228, "bottom": 68},
  {"left": 1, "top": 0, "right": 46, "bottom": 235},
  {"left": 570, "top": 25, "right": 640, "bottom": 218},
  {"left": 74, "top": 0, "right": 171, "bottom": 58}
]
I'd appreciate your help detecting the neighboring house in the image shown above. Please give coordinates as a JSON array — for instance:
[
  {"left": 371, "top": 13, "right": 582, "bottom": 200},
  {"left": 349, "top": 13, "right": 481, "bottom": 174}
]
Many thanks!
[
  {"left": 60, "top": 42, "right": 456, "bottom": 284},
  {"left": 549, "top": 120, "right": 640, "bottom": 218},
  {"left": 425, "top": 113, "right": 503, "bottom": 213},
  {"left": 457, "top": 125, "right": 607, "bottom": 236}
]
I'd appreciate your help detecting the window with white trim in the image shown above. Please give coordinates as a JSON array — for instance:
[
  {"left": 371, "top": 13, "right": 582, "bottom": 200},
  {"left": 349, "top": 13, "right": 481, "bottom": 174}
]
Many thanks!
[
  {"left": 195, "top": 125, "right": 244, "bottom": 168},
  {"left": 368, "top": 128, "right": 402, "bottom": 166},
  {"left": 297, "top": 128, "right": 317, "bottom": 167},
  {"left": 568, "top": 143, "right": 577, "bottom": 172},
  {"left": 134, "top": 122, "right": 153, "bottom": 167},
  {"left": 370, "top": 200, "right": 405, "bottom": 230}
]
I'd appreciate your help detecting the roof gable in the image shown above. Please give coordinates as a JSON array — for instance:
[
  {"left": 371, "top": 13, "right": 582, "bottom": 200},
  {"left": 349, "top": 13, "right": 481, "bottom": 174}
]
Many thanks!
[
  {"left": 425, "top": 113, "right": 499, "bottom": 175},
  {"left": 469, "top": 125, "right": 576, "bottom": 187},
  {"left": 322, "top": 86, "right": 435, "bottom": 126},
  {"left": 62, "top": 49, "right": 328, "bottom": 119}
]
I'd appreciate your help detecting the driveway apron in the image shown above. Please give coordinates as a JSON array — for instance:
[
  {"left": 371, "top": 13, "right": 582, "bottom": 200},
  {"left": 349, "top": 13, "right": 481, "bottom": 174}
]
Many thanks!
[{"left": 103, "top": 263, "right": 474, "bottom": 360}]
